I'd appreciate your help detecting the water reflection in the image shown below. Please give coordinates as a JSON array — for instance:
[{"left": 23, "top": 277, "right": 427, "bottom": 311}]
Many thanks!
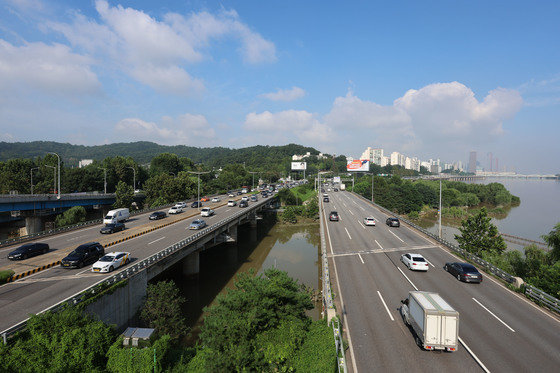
[{"left": 151, "top": 215, "right": 321, "bottom": 345}]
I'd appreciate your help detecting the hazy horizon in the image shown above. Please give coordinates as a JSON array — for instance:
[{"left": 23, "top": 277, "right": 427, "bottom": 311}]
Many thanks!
[{"left": 1, "top": 1, "right": 559, "bottom": 173}]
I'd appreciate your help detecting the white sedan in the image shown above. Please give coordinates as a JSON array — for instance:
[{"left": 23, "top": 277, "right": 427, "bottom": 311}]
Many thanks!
[
  {"left": 364, "top": 217, "right": 376, "bottom": 226},
  {"left": 227, "top": 200, "right": 237, "bottom": 207},
  {"left": 211, "top": 197, "right": 220, "bottom": 203},
  {"left": 92, "top": 252, "right": 130, "bottom": 273},
  {"left": 200, "top": 208, "right": 215, "bottom": 217},
  {"left": 401, "top": 253, "right": 429, "bottom": 271},
  {"left": 168, "top": 206, "right": 182, "bottom": 214}
]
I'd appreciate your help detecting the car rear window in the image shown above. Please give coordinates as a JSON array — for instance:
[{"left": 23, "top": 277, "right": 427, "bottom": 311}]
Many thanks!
[
  {"left": 460, "top": 264, "right": 477, "bottom": 271},
  {"left": 413, "top": 257, "right": 426, "bottom": 262}
]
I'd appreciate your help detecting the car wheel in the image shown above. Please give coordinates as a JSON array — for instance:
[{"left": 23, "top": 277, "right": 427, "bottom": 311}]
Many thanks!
[
  {"left": 22, "top": 254, "right": 28, "bottom": 260},
  {"left": 109, "top": 266, "right": 114, "bottom": 272},
  {"left": 78, "top": 261, "right": 83, "bottom": 268},
  {"left": 457, "top": 274, "right": 461, "bottom": 282}
]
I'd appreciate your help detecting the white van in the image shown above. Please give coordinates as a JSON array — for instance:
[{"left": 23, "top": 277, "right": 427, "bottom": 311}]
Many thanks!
[{"left": 103, "top": 208, "right": 130, "bottom": 224}]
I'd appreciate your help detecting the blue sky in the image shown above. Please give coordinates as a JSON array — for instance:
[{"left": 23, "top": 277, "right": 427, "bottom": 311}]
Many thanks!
[{"left": 1, "top": 0, "right": 559, "bottom": 173}]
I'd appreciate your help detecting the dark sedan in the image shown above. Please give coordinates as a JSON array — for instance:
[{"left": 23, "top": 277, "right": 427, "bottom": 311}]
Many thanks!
[
  {"left": 444, "top": 262, "right": 483, "bottom": 283},
  {"left": 8, "top": 242, "right": 49, "bottom": 260},
  {"left": 191, "top": 201, "right": 203, "bottom": 208},
  {"left": 100, "top": 222, "right": 125, "bottom": 234},
  {"left": 239, "top": 200, "right": 249, "bottom": 208},
  {"left": 386, "top": 217, "right": 400, "bottom": 227},
  {"left": 149, "top": 211, "right": 166, "bottom": 220}
]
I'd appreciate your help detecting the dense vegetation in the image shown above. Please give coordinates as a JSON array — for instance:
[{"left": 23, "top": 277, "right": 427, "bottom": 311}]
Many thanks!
[
  {"left": 277, "top": 184, "right": 320, "bottom": 223},
  {"left": 352, "top": 175, "right": 519, "bottom": 215},
  {"left": 0, "top": 270, "right": 335, "bottom": 372},
  {"left": 455, "top": 210, "right": 560, "bottom": 298}
]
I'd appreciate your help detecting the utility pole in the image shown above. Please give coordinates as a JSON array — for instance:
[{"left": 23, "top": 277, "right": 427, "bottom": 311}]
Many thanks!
[
  {"left": 30, "top": 167, "right": 39, "bottom": 194},
  {"left": 99, "top": 168, "right": 107, "bottom": 194},
  {"left": 439, "top": 179, "right": 442, "bottom": 238},
  {"left": 188, "top": 171, "right": 211, "bottom": 210},
  {"left": 47, "top": 152, "right": 61, "bottom": 199},
  {"left": 248, "top": 171, "right": 259, "bottom": 191}
]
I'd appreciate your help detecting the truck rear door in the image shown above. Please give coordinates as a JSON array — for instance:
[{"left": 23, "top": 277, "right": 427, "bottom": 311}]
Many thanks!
[{"left": 425, "top": 314, "right": 442, "bottom": 345}]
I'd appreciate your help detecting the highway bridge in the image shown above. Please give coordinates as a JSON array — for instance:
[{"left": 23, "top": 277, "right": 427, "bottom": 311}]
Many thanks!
[
  {"left": 321, "top": 191, "right": 560, "bottom": 372},
  {"left": 0, "top": 192, "right": 277, "bottom": 339}
]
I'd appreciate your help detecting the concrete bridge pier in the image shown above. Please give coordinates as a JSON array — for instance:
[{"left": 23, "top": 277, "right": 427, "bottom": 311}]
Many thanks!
[
  {"left": 228, "top": 225, "right": 238, "bottom": 243},
  {"left": 24, "top": 216, "right": 44, "bottom": 235},
  {"left": 182, "top": 251, "right": 200, "bottom": 277}
]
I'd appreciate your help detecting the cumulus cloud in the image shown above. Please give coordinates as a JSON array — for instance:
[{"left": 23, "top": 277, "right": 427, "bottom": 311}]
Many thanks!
[
  {"left": 114, "top": 113, "right": 217, "bottom": 145},
  {"left": 243, "top": 82, "right": 522, "bottom": 158},
  {"left": 46, "top": 1, "right": 276, "bottom": 94},
  {"left": 0, "top": 39, "right": 101, "bottom": 95},
  {"left": 261, "top": 86, "right": 306, "bottom": 101}
]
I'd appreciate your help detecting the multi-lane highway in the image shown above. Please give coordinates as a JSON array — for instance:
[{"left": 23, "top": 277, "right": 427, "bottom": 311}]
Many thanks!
[
  {"left": 323, "top": 191, "right": 560, "bottom": 373},
  {"left": 0, "top": 192, "right": 272, "bottom": 333}
]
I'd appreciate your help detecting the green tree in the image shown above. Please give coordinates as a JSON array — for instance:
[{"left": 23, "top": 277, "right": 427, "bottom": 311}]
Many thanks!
[
  {"left": 114, "top": 180, "right": 134, "bottom": 209},
  {"left": 140, "top": 280, "right": 189, "bottom": 341},
  {"left": 542, "top": 223, "right": 560, "bottom": 263},
  {"left": 0, "top": 306, "right": 114, "bottom": 372},
  {"left": 55, "top": 206, "right": 87, "bottom": 227},
  {"left": 455, "top": 208, "right": 507, "bottom": 256}
]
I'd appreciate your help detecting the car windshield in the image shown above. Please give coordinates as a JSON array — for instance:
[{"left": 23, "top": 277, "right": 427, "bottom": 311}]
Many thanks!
[{"left": 98, "top": 255, "right": 115, "bottom": 262}]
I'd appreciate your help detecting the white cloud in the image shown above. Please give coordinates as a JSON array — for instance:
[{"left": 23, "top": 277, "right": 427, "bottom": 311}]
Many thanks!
[
  {"left": 46, "top": 1, "right": 276, "bottom": 95},
  {"left": 0, "top": 133, "right": 15, "bottom": 141},
  {"left": 243, "top": 82, "right": 522, "bottom": 159},
  {"left": 114, "top": 113, "right": 217, "bottom": 145},
  {"left": 261, "top": 86, "right": 306, "bottom": 101},
  {"left": 0, "top": 39, "right": 101, "bottom": 95}
]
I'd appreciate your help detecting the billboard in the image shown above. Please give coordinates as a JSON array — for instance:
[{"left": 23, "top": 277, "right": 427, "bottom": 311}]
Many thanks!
[
  {"left": 347, "top": 160, "right": 370, "bottom": 172},
  {"left": 291, "top": 162, "right": 307, "bottom": 170},
  {"left": 333, "top": 176, "right": 341, "bottom": 183}
]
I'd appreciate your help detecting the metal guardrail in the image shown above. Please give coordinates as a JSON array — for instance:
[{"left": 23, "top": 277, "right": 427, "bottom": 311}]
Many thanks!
[
  {"left": 350, "top": 191, "right": 560, "bottom": 314},
  {"left": 0, "top": 191, "right": 232, "bottom": 249},
  {"left": 1, "top": 196, "right": 275, "bottom": 343},
  {"left": 319, "top": 195, "right": 347, "bottom": 373}
]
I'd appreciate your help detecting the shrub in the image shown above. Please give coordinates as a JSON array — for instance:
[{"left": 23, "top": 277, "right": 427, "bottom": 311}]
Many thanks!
[
  {"left": 0, "top": 269, "right": 14, "bottom": 284},
  {"left": 55, "top": 206, "right": 87, "bottom": 227}
]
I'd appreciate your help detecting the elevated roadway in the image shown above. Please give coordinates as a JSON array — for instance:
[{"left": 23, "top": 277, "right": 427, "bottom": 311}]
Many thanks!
[{"left": 323, "top": 191, "right": 560, "bottom": 372}]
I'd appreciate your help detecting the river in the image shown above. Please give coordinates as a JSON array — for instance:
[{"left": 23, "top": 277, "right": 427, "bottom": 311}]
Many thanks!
[
  {"left": 421, "top": 177, "right": 560, "bottom": 250},
  {"left": 151, "top": 215, "right": 321, "bottom": 344}
]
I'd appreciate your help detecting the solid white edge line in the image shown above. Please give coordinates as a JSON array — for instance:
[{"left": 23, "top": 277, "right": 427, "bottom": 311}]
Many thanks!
[
  {"left": 322, "top": 198, "right": 359, "bottom": 373},
  {"left": 377, "top": 291, "right": 394, "bottom": 321},
  {"left": 344, "top": 227, "right": 352, "bottom": 240},
  {"left": 459, "top": 336, "right": 492, "bottom": 373},
  {"left": 375, "top": 240, "right": 383, "bottom": 249},
  {"left": 397, "top": 267, "right": 419, "bottom": 291},
  {"left": 358, "top": 253, "right": 364, "bottom": 264},
  {"left": 388, "top": 229, "right": 405, "bottom": 243},
  {"left": 472, "top": 297, "right": 515, "bottom": 332}
]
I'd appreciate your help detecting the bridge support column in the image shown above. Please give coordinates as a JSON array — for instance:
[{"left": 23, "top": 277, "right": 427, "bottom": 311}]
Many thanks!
[
  {"left": 228, "top": 225, "right": 238, "bottom": 243},
  {"left": 182, "top": 251, "right": 200, "bottom": 277},
  {"left": 249, "top": 216, "right": 258, "bottom": 229},
  {"left": 24, "top": 216, "right": 43, "bottom": 235}
]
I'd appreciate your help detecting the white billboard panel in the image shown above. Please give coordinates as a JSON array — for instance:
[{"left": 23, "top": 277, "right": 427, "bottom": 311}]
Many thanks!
[
  {"left": 347, "top": 160, "right": 370, "bottom": 172},
  {"left": 291, "top": 162, "right": 307, "bottom": 170},
  {"left": 333, "top": 176, "right": 341, "bottom": 183}
]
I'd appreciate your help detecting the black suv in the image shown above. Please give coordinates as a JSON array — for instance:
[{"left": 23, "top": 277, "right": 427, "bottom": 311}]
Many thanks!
[
  {"left": 8, "top": 242, "right": 49, "bottom": 260},
  {"left": 239, "top": 200, "right": 249, "bottom": 208},
  {"left": 386, "top": 217, "right": 400, "bottom": 227},
  {"left": 149, "top": 211, "right": 166, "bottom": 220},
  {"left": 61, "top": 242, "right": 105, "bottom": 269}
]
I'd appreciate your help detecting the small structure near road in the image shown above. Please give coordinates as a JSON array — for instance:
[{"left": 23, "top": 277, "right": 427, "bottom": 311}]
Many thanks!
[{"left": 122, "top": 327, "right": 155, "bottom": 348}]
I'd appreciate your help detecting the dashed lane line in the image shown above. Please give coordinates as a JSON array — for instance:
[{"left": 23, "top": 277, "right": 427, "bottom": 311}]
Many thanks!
[
  {"left": 344, "top": 228, "right": 352, "bottom": 240},
  {"left": 375, "top": 240, "right": 383, "bottom": 250},
  {"left": 377, "top": 291, "right": 394, "bottom": 321},
  {"left": 388, "top": 229, "right": 405, "bottom": 243},
  {"left": 397, "top": 267, "right": 419, "bottom": 291},
  {"left": 472, "top": 297, "right": 516, "bottom": 332},
  {"left": 148, "top": 237, "right": 166, "bottom": 245},
  {"left": 357, "top": 253, "right": 364, "bottom": 264}
]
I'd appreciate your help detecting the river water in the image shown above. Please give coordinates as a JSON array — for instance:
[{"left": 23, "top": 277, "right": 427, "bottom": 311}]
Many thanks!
[
  {"left": 421, "top": 177, "right": 560, "bottom": 250},
  {"left": 151, "top": 215, "right": 321, "bottom": 344}
]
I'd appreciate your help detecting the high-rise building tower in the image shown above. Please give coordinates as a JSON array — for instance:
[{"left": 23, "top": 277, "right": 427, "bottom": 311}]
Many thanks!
[
  {"left": 468, "top": 151, "right": 477, "bottom": 173},
  {"left": 487, "top": 152, "right": 493, "bottom": 172}
]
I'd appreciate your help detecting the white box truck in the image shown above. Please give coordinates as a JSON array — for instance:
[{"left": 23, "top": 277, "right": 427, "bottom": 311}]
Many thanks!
[
  {"left": 103, "top": 208, "right": 130, "bottom": 224},
  {"left": 400, "top": 291, "right": 459, "bottom": 352},
  {"left": 340, "top": 184, "right": 346, "bottom": 191}
]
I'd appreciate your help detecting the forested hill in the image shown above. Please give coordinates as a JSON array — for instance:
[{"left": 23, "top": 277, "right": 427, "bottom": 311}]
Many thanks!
[{"left": 0, "top": 141, "right": 322, "bottom": 167}]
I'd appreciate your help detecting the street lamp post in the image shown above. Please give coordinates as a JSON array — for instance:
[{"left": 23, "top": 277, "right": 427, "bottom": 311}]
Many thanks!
[
  {"left": 47, "top": 152, "right": 61, "bottom": 199},
  {"left": 30, "top": 167, "right": 39, "bottom": 194},
  {"left": 439, "top": 179, "right": 442, "bottom": 238},
  {"left": 99, "top": 168, "right": 107, "bottom": 194},
  {"left": 45, "top": 165, "right": 56, "bottom": 195},
  {"left": 188, "top": 171, "right": 211, "bottom": 211},
  {"left": 127, "top": 167, "right": 136, "bottom": 191},
  {"left": 248, "top": 171, "right": 259, "bottom": 191}
]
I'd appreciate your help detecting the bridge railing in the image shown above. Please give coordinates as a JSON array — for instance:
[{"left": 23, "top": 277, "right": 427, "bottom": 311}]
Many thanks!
[
  {"left": 1, "top": 196, "right": 276, "bottom": 343},
  {"left": 351, "top": 192, "right": 560, "bottom": 314}
]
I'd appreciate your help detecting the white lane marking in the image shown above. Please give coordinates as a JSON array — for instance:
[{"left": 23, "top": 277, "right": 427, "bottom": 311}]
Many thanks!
[
  {"left": 360, "top": 206, "right": 365, "bottom": 211},
  {"left": 225, "top": 209, "right": 231, "bottom": 212},
  {"left": 459, "top": 336, "right": 491, "bottom": 373},
  {"left": 321, "top": 199, "right": 358, "bottom": 373},
  {"left": 357, "top": 253, "right": 364, "bottom": 264},
  {"left": 348, "top": 209, "right": 355, "bottom": 216},
  {"left": 76, "top": 266, "right": 92, "bottom": 276},
  {"left": 343, "top": 202, "right": 347, "bottom": 208},
  {"left": 358, "top": 221, "right": 366, "bottom": 229},
  {"left": 375, "top": 240, "right": 383, "bottom": 249},
  {"left": 344, "top": 228, "right": 352, "bottom": 240},
  {"left": 426, "top": 259, "right": 435, "bottom": 267},
  {"left": 397, "top": 267, "right": 419, "bottom": 291},
  {"left": 377, "top": 291, "right": 394, "bottom": 321},
  {"left": 148, "top": 237, "right": 165, "bottom": 245},
  {"left": 330, "top": 245, "right": 438, "bottom": 257},
  {"left": 472, "top": 298, "right": 516, "bottom": 332},
  {"left": 388, "top": 229, "right": 405, "bottom": 243}
]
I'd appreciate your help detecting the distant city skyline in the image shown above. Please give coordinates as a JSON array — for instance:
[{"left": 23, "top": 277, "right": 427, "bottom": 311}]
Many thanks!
[{"left": 0, "top": 1, "right": 559, "bottom": 173}]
